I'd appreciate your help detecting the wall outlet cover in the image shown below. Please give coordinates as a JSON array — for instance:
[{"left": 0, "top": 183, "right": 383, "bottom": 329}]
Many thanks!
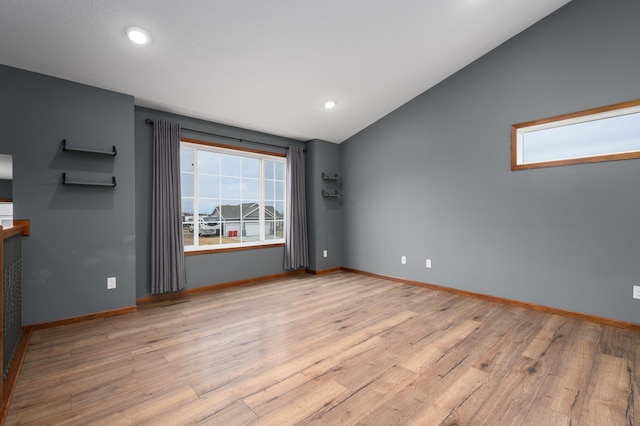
[
  {"left": 633, "top": 285, "right": 640, "bottom": 300},
  {"left": 401, "top": 256, "right": 406, "bottom": 265},
  {"left": 107, "top": 277, "right": 116, "bottom": 290}
]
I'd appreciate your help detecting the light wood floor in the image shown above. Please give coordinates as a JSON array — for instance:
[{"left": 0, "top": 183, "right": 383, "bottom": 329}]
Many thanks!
[{"left": 6, "top": 272, "right": 639, "bottom": 425}]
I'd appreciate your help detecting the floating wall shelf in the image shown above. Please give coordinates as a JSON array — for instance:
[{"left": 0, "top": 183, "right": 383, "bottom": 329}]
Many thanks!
[
  {"left": 321, "top": 171, "right": 343, "bottom": 199},
  {"left": 61, "top": 139, "right": 117, "bottom": 188},
  {"left": 321, "top": 172, "right": 342, "bottom": 181},
  {"left": 62, "top": 139, "right": 117, "bottom": 156},
  {"left": 62, "top": 173, "right": 117, "bottom": 188},
  {"left": 322, "top": 189, "right": 342, "bottom": 198}
]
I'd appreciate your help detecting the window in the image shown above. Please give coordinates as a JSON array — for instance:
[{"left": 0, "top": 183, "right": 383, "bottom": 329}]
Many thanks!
[
  {"left": 180, "top": 139, "right": 286, "bottom": 251},
  {"left": 511, "top": 100, "right": 640, "bottom": 170}
]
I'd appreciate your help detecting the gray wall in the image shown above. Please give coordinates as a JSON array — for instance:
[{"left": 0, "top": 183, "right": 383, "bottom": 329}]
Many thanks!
[
  {"left": 135, "top": 107, "right": 306, "bottom": 298},
  {"left": 305, "top": 139, "right": 342, "bottom": 272},
  {"left": 0, "top": 65, "right": 136, "bottom": 325},
  {"left": 340, "top": 0, "right": 640, "bottom": 324},
  {"left": 3, "top": 0, "right": 637, "bottom": 325}
]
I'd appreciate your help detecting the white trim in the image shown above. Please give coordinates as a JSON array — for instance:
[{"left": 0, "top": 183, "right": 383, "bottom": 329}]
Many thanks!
[{"left": 180, "top": 141, "right": 286, "bottom": 251}]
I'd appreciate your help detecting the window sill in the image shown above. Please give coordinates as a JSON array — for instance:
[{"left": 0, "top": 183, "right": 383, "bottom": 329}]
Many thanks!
[{"left": 184, "top": 242, "right": 285, "bottom": 256}]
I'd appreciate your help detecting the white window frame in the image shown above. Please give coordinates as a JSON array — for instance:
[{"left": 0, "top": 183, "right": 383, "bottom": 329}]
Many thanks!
[
  {"left": 181, "top": 140, "right": 286, "bottom": 252},
  {"left": 511, "top": 99, "right": 640, "bottom": 170}
]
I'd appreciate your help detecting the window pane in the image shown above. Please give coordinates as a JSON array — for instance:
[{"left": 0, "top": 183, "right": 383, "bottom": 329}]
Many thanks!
[
  {"left": 182, "top": 198, "right": 195, "bottom": 247},
  {"left": 264, "top": 160, "right": 275, "bottom": 180},
  {"left": 199, "top": 233, "right": 221, "bottom": 246},
  {"left": 269, "top": 220, "right": 284, "bottom": 240},
  {"left": 243, "top": 221, "right": 261, "bottom": 242},
  {"left": 274, "top": 181, "right": 285, "bottom": 201},
  {"left": 242, "top": 157, "right": 260, "bottom": 178},
  {"left": 241, "top": 202, "right": 260, "bottom": 220},
  {"left": 223, "top": 221, "right": 241, "bottom": 244},
  {"left": 198, "top": 174, "right": 220, "bottom": 198},
  {"left": 181, "top": 148, "right": 194, "bottom": 172},
  {"left": 263, "top": 201, "right": 275, "bottom": 220},
  {"left": 182, "top": 198, "right": 194, "bottom": 216},
  {"left": 264, "top": 179, "right": 274, "bottom": 200},
  {"left": 221, "top": 177, "right": 241, "bottom": 198},
  {"left": 220, "top": 201, "right": 241, "bottom": 221},
  {"left": 181, "top": 172, "right": 194, "bottom": 197},
  {"left": 275, "top": 201, "right": 285, "bottom": 219},
  {"left": 522, "top": 112, "right": 640, "bottom": 164},
  {"left": 221, "top": 154, "right": 241, "bottom": 177},
  {"left": 198, "top": 199, "right": 218, "bottom": 215},
  {"left": 183, "top": 228, "right": 194, "bottom": 246},
  {"left": 275, "top": 161, "right": 285, "bottom": 180},
  {"left": 512, "top": 101, "right": 640, "bottom": 170},
  {"left": 198, "top": 151, "right": 219, "bottom": 174},
  {"left": 265, "top": 221, "right": 276, "bottom": 240},
  {"left": 243, "top": 179, "right": 260, "bottom": 199}
]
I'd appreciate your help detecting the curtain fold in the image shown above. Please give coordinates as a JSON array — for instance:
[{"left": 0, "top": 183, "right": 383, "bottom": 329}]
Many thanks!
[
  {"left": 151, "top": 119, "right": 186, "bottom": 294},
  {"left": 284, "top": 145, "right": 309, "bottom": 270}
]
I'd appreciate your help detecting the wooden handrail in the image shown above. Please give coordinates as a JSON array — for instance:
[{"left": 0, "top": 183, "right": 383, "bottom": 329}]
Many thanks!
[
  {"left": 1, "top": 220, "right": 30, "bottom": 240},
  {"left": 0, "top": 219, "right": 29, "bottom": 420}
]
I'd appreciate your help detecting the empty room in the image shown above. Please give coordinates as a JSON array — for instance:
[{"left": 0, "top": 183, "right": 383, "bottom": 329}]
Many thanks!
[{"left": 0, "top": 0, "right": 639, "bottom": 424}]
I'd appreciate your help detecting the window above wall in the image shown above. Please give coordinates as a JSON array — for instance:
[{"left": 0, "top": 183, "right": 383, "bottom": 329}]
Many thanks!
[
  {"left": 180, "top": 138, "right": 286, "bottom": 253},
  {"left": 511, "top": 100, "right": 640, "bottom": 170}
]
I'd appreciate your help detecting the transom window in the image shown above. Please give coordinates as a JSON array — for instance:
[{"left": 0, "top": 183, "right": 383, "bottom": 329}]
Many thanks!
[
  {"left": 180, "top": 139, "right": 286, "bottom": 251},
  {"left": 511, "top": 100, "right": 640, "bottom": 170}
]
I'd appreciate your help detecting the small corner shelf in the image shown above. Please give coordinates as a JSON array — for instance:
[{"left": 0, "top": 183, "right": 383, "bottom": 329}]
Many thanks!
[
  {"left": 62, "top": 173, "right": 117, "bottom": 188},
  {"left": 321, "top": 171, "right": 343, "bottom": 199},
  {"left": 62, "top": 139, "right": 117, "bottom": 157},
  {"left": 322, "top": 189, "right": 342, "bottom": 198},
  {"left": 321, "top": 172, "right": 342, "bottom": 181}
]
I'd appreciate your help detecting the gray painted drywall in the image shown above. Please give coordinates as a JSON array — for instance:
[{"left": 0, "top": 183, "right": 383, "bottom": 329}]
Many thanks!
[
  {"left": 0, "top": 179, "right": 12, "bottom": 199},
  {"left": 340, "top": 0, "right": 640, "bottom": 324},
  {"left": 305, "top": 139, "right": 342, "bottom": 272},
  {"left": 0, "top": 65, "right": 136, "bottom": 325},
  {"left": 135, "top": 107, "right": 306, "bottom": 298}
]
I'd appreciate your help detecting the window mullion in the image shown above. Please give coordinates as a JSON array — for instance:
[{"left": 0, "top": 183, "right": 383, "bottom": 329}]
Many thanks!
[
  {"left": 259, "top": 159, "right": 265, "bottom": 242},
  {"left": 193, "top": 149, "right": 199, "bottom": 247}
]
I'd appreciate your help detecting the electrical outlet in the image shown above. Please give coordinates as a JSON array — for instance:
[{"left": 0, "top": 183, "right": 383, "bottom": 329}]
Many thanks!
[
  {"left": 633, "top": 285, "right": 640, "bottom": 300},
  {"left": 107, "top": 277, "right": 116, "bottom": 290},
  {"left": 323, "top": 250, "right": 328, "bottom": 258},
  {"left": 401, "top": 256, "right": 406, "bottom": 265},
  {"left": 426, "top": 259, "right": 432, "bottom": 268}
]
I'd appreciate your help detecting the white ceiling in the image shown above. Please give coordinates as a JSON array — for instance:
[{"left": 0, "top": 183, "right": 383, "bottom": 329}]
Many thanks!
[{"left": 0, "top": 0, "right": 571, "bottom": 143}]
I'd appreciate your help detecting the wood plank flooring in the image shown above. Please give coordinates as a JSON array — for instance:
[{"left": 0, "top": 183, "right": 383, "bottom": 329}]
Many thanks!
[{"left": 5, "top": 271, "right": 639, "bottom": 425}]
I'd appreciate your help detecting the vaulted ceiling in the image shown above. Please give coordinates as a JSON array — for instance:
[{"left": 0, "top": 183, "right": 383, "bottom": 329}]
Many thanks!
[{"left": 0, "top": 0, "right": 571, "bottom": 143}]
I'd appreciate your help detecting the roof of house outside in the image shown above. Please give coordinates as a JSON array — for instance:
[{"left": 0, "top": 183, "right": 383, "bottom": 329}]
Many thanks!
[{"left": 212, "top": 203, "right": 283, "bottom": 220}]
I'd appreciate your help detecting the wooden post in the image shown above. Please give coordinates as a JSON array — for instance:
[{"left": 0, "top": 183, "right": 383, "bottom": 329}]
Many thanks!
[{"left": 0, "top": 224, "right": 4, "bottom": 408}]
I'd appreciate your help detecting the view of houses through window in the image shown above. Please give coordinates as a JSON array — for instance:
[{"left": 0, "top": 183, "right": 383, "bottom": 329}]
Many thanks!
[{"left": 180, "top": 141, "right": 286, "bottom": 250}]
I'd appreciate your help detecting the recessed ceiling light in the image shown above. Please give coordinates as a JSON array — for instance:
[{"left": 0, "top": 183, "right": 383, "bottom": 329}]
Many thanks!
[
  {"left": 324, "top": 100, "right": 336, "bottom": 109},
  {"left": 126, "top": 27, "right": 150, "bottom": 45}
]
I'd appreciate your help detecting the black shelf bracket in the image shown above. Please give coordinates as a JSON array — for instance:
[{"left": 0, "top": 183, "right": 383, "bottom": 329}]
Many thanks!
[
  {"left": 62, "top": 139, "right": 117, "bottom": 156},
  {"left": 322, "top": 189, "right": 342, "bottom": 198},
  {"left": 62, "top": 173, "right": 117, "bottom": 188}
]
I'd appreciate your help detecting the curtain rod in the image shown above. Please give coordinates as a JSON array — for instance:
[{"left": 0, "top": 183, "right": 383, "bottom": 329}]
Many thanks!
[{"left": 144, "top": 119, "right": 305, "bottom": 152}]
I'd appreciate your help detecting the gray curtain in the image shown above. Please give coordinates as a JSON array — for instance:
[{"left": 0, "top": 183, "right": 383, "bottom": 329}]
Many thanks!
[
  {"left": 284, "top": 145, "right": 309, "bottom": 270},
  {"left": 151, "top": 119, "right": 186, "bottom": 294}
]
